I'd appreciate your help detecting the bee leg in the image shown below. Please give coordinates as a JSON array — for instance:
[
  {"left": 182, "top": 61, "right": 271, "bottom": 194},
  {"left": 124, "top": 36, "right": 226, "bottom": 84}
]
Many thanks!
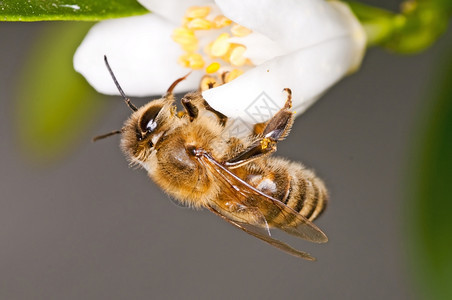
[
  {"left": 181, "top": 94, "right": 199, "bottom": 122},
  {"left": 261, "top": 88, "right": 293, "bottom": 141},
  {"left": 181, "top": 92, "right": 228, "bottom": 126},
  {"left": 203, "top": 100, "right": 228, "bottom": 126},
  {"left": 224, "top": 89, "right": 294, "bottom": 168}
]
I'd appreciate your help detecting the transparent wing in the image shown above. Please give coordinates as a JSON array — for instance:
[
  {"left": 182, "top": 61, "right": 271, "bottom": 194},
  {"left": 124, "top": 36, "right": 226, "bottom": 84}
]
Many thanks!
[
  {"left": 198, "top": 151, "right": 328, "bottom": 244},
  {"left": 207, "top": 205, "right": 316, "bottom": 260}
]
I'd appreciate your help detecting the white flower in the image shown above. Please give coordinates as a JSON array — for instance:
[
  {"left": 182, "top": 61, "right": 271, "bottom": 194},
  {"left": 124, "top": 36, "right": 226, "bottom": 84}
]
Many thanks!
[{"left": 74, "top": 0, "right": 366, "bottom": 123}]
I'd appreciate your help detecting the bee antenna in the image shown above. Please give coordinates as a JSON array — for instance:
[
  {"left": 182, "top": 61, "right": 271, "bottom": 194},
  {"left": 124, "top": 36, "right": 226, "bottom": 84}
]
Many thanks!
[
  {"left": 92, "top": 129, "right": 122, "bottom": 142},
  {"left": 103, "top": 55, "right": 138, "bottom": 112}
]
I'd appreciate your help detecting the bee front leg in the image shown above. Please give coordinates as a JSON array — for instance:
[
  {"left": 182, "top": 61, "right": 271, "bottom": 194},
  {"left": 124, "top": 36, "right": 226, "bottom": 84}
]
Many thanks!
[
  {"left": 181, "top": 92, "right": 228, "bottom": 126},
  {"left": 181, "top": 94, "right": 199, "bottom": 122},
  {"left": 224, "top": 89, "right": 294, "bottom": 168},
  {"left": 202, "top": 100, "right": 228, "bottom": 126}
]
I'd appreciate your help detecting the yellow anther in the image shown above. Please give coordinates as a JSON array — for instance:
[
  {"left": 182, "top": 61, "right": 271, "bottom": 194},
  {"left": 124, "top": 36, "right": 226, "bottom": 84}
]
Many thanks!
[
  {"left": 186, "top": 6, "right": 211, "bottom": 18},
  {"left": 206, "top": 62, "right": 221, "bottom": 74},
  {"left": 178, "top": 53, "right": 205, "bottom": 69},
  {"left": 224, "top": 69, "right": 244, "bottom": 83},
  {"left": 181, "top": 17, "right": 191, "bottom": 27},
  {"left": 180, "top": 41, "right": 199, "bottom": 53},
  {"left": 210, "top": 33, "right": 231, "bottom": 57},
  {"left": 212, "top": 15, "right": 232, "bottom": 28},
  {"left": 172, "top": 27, "right": 197, "bottom": 45},
  {"left": 187, "top": 18, "right": 213, "bottom": 30},
  {"left": 174, "top": 6, "right": 256, "bottom": 86},
  {"left": 177, "top": 54, "right": 190, "bottom": 68},
  {"left": 200, "top": 75, "right": 219, "bottom": 91},
  {"left": 231, "top": 23, "right": 252, "bottom": 37},
  {"left": 229, "top": 45, "right": 247, "bottom": 66}
]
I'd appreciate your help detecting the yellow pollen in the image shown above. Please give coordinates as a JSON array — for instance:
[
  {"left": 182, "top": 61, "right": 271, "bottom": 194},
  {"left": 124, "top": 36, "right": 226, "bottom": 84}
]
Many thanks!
[
  {"left": 229, "top": 45, "right": 247, "bottom": 66},
  {"left": 180, "top": 41, "right": 199, "bottom": 53},
  {"left": 231, "top": 23, "right": 252, "bottom": 37},
  {"left": 210, "top": 33, "right": 231, "bottom": 57},
  {"left": 178, "top": 53, "right": 205, "bottom": 69},
  {"left": 187, "top": 18, "right": 213, "bottom": 30},
  {"left": 206, "top": 62, "right": 221, "bottom": 74},
  {"left": 224, "top": 69, "right": 244, "bottom": 83},
  {"left": 186, "top": 6, "right": 211, "bottom": 19},
  {"left": 203, "top": 42, "right": 214, "bottom": 58},
  {"left": 260, "top": 138, "right": 272, "bottom": 150},
  {"left": 172, "top": 27, "right": 197, "bottom": 45},
  {"left": 212, "top": 15, "right": 232, "bottom": 28},
  {"left": 174, "top": 6, "right": 255, "bottom": 84},
  {"left": 181, "top": 17, "right": 191, "bottom": 27}
]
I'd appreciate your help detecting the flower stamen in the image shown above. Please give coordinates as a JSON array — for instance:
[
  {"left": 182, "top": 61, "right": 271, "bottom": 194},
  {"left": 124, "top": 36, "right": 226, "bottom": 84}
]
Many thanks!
[
  {"left": 210, "top": 33, "right": 231, "bottom": 57},
  {"left": 172, "top": 6, "right": 255, "bottom": 86},
  {"left": 186, "top": 6, "right": 211, "bottom": 19},
  {"left": 231, "top": 23, "right": 252, "bottom": 37}
]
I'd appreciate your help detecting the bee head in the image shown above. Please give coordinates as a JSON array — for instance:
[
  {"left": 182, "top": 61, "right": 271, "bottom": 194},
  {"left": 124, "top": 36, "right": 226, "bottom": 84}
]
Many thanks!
[
  {"left": 120, "top": 98, "right": 173, "bottom": 163},
  {"left": 93, "top": 55, "right": 186, "bottom": 165}
]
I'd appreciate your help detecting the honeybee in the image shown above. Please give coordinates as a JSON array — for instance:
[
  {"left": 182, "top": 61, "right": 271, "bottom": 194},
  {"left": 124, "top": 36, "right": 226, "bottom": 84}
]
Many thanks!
[{"left": 95, "top": 56, "right": 329, "bottom": 260}]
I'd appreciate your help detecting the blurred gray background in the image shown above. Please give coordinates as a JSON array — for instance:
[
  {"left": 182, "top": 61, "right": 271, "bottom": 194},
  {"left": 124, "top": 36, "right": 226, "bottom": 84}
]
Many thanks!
[{"left": 1, "top": 8, "right": 451, "bottom": 300}]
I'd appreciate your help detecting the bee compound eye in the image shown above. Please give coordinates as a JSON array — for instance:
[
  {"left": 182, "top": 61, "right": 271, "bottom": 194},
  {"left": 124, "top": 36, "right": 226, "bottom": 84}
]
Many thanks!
[
  {"left": 146, "top": 120, "right": 157, "bottom": 132},
  {"left": 139, "top": 105, "right": 163, "bottom": 133}
]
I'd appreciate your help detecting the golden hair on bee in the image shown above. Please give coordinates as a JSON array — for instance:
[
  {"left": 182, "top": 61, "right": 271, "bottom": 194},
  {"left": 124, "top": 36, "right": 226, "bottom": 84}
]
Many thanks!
[{"left": 94, "top": 56, "right": 329, "bottom": 260}]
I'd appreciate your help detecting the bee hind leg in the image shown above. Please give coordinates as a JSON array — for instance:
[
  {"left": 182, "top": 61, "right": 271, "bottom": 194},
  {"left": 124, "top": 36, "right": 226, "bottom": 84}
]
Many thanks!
[{"left": 224, "top": 88, "right": 294, "bottom": 168}]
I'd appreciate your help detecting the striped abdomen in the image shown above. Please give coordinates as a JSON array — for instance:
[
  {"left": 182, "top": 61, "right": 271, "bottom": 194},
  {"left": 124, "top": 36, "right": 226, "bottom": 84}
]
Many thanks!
[
  {"left": 283, "top": 163, "right": 328, "bottom": 222},
  {"left": 244, "top": 158, "right": 328, "bottom": 226}
]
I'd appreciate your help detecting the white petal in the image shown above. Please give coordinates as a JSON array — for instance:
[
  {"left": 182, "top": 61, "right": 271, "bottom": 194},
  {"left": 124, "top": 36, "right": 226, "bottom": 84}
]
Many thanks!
[
  {"left": 74, "top": 14, "right": 201, "bottom": 97},
  {"left": 329, "top": 1, "right": 367, "bottom": 72},
  {"left": 228, "top": 33, "right": 285, "bottom": 65},
  {"left": 215, "top": 0, "right": 359, "bottom": 52},
  {"left": 138, "top": 0, "right": 214, "bottom": 24},
  {"left": 203, "top": 36, "right": 358, "bottom": 123}
]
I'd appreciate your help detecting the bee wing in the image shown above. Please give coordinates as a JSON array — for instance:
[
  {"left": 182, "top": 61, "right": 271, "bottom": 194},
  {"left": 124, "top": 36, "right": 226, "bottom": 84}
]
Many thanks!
[
  {"left": 208, "top": 205, "right": 316, "bottom": 260},
  {"left": 198, "top": 152, "right": 328, "bottom": 244}
]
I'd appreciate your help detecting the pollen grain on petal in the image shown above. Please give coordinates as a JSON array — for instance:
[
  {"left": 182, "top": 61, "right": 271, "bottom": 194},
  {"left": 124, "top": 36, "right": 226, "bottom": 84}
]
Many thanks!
[
  {"left": 180, "top": 41, "right": 199, "bottom": 53},
  {"left": 173, "top": 6, "right": 255, "bottom": 83},
  {"left": 224, "top": 69, "right": 244, "bottom": 83},
  {"left": 187, "top": 18, "right": 214, "bottom": 30},
  {"left": 172, "top": 27, "right": 197, "bottom": 45},
  {"left": 213, "top": 15, "right": 232, "bottom": 28},
  {"left": 206, "top": 62, "right": 221, "bottom": 74},
  {"left": 186, "top": 6, "right": 211, "bottom": 19},
  {"left": 179, "top": 53, "right": 205, "bottom": 69},
  {"left": 231, "top": 23, "right": 252, "bottom": 37},
  {"left": 210, "top": 33, "right": 231, "bottom": 57},
  {"left": 229, "top": 45, "right": 247, "bottom": 66}
]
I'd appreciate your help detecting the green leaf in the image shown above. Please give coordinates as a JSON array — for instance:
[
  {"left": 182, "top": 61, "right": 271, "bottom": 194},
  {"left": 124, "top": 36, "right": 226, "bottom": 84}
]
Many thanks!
[
  {"left": 0, "top": 0, "right": 148, "bottom": 21},
  {"left": 408, "top": 43, "right": 452, "bottom": 299},
  {"left": 14, "top": 22, "right": 107, "bottom": 164},
  {"left": 346, "top": 1, "right": 451, "bottom": 53}
]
